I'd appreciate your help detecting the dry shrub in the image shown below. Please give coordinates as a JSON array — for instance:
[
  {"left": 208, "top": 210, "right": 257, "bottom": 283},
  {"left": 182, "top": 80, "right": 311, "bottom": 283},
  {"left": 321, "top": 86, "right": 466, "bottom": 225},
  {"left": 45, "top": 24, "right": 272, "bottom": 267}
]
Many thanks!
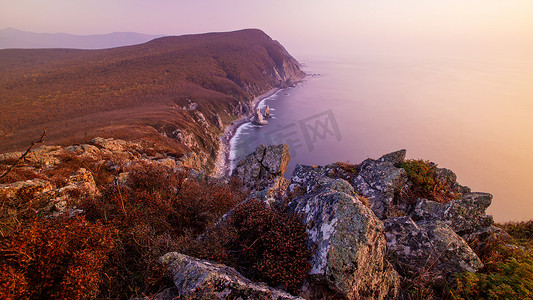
[
  {"left": 334, "top": 161, "right": 358, "bottom": 175},
  {"left": 398, "top": 160, "right": 458, "bottom": 205},
  {"left": 81, "top": 161, "right": 246, "bottom": 298},
  {"left": 0, "top": 216, "right": 114, "bottom": 299},
  {"left": 446, "top": 222, "right": 533, "bottom": 299},
  {"left": 0, "top": 164, "right": 46, "bottom": 184}
]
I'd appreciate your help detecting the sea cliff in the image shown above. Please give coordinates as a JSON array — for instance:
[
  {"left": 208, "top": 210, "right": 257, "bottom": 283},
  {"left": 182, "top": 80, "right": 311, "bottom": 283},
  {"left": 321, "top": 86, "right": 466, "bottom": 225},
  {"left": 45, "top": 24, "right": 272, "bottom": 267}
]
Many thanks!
[{"left": 0, "top": 30, "right": 531, "bottom": 299}]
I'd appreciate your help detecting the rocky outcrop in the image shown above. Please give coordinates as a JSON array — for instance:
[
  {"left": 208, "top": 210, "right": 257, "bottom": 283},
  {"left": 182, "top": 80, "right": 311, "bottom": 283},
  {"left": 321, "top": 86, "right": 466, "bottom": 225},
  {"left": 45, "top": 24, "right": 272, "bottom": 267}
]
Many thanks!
[
  {"left": 287, "top": 177, "right": 399, "bottom": 299},
  {"left": 384, "top": 217, "right": 483, "bottom": 279},
  {"left": 0, "top": 178, "right": 54, "bottom": 200},
  {"left": 352, "top": 150, "right": 408, "bottom": 219},
  {"left": 160, "top": 252, "right": 303, "bottom": 300},
  {"left": 284, "top": 149, "right": 499, "bottom": 298},
  {"left": 232, "top": 144, "right": 290, "bottom": 191},
  {"left": 251, "top": 108, "right": 268, "bottom": 125},
  {"left": 412, "top": 193, "right": 494, "bottom": 236},
  {"left": 214, "top": 113, "right": 224, "bottom": 130}
]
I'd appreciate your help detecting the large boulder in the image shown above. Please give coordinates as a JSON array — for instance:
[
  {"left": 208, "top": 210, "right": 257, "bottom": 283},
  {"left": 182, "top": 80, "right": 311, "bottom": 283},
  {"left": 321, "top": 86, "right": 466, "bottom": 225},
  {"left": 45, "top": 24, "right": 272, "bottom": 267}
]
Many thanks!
[
  {"left": 384, "top": 217, "right": 483, "bottom": 279},
  {"left": 287, "top": 178, "right": 399, "bottom": 299},
  {"left": 411, "top": 192, "right": 494, "bottom": 235},
  {"left": 352, "top": 150, "right": 408, "bottom": 219},
  {"left": 232, "top": 144, "right": 290, "bottom": 191},
  {"left": 159, "top": 252, "right": 303, "bottom": 300}
]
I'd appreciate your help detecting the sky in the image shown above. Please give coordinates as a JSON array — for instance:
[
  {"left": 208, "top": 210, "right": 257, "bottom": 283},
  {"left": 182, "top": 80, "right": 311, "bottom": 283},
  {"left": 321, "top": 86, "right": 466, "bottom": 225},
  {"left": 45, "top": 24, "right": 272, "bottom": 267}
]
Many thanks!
[{"left": 2, "top": 0, "right": 533, "bottom": 60}]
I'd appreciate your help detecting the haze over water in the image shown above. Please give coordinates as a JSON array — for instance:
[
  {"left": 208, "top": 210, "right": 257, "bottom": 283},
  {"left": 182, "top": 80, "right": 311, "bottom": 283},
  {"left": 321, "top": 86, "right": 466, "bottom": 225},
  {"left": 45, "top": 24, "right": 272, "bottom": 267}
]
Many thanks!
[{"left": 231, "top": 53, "right": 533, "bottom": 222}]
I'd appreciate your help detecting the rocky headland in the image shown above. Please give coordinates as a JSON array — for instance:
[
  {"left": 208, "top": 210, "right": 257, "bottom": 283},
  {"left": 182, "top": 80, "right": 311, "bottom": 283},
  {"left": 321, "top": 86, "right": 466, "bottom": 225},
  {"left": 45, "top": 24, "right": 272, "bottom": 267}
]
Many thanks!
[{"left": 0, "top": 30, "right": 531, "bottom": 300}]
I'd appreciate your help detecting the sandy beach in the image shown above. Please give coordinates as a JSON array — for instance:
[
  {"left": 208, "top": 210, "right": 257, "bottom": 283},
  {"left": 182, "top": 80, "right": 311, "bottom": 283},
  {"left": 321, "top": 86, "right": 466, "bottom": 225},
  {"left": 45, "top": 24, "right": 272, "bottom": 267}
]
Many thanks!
[{"left": 213, "top": 88, "right": 280, "bottom": 178}]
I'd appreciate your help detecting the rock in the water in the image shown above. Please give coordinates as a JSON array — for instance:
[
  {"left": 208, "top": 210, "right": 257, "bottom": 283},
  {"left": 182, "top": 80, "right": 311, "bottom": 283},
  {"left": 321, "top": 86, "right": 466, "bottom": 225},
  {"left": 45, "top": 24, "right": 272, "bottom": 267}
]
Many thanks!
[
  {"left": 287, "top": 178, "right": 399, "bottom": 300},
  {"left": 232, "top": 144, "right": 290, "bottom": 191},
  {"left": 264, "top": 105, "right": 271, "bottom": 118},
  {"left": 159, "top": 252, "right": 303, "bottom": 300},
  {"left": 352, "top": 152, "right": 408, "bottom": 219},
  {"left": 384, "top": 217, "right": 483, "bottom": 279},
  {"left": 252, "top": 108, "right": 268, "bottom": 125},
  {"left": 412, "top": 192, "right": 494, "bottom": 235}
]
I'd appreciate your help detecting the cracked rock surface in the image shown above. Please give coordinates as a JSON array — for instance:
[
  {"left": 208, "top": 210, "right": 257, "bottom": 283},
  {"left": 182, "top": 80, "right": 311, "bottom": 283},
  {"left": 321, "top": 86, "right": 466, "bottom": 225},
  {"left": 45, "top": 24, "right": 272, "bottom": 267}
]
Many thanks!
[{"left": 232, "top": 144, "right": 290, "bottom": 191}]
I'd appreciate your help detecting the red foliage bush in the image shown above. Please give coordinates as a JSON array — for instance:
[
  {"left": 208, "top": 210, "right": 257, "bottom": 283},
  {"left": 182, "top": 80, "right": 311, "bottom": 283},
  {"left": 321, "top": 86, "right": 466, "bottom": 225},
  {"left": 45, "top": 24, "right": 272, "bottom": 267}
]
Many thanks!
[
  {"left": 189, "top": 199, "right": 312, "bottom": 294},
  {"left": 0, "top": 216, "right": 114, "bottom": 299}
]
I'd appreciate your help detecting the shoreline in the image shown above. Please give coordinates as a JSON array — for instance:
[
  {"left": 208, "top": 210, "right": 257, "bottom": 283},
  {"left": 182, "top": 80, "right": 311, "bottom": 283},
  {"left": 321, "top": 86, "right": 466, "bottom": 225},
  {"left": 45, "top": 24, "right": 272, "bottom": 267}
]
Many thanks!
[{"left": 213, "top": 88, "right": 281, "bottom": 178}]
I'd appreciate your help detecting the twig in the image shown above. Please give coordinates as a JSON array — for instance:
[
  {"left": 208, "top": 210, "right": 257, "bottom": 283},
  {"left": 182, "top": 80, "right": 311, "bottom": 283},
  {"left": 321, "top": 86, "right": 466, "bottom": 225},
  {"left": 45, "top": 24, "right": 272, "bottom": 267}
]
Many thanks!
[{"left": 0, "top": 129, "right": 47, "bottom": 180}]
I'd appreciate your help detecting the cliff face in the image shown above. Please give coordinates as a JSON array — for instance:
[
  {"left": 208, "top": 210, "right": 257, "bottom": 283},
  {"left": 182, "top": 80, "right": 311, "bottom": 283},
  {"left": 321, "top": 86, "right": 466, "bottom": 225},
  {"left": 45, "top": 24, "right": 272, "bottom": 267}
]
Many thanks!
[{"left": 0, "top": 29, "right": 305, "bottom": 170}]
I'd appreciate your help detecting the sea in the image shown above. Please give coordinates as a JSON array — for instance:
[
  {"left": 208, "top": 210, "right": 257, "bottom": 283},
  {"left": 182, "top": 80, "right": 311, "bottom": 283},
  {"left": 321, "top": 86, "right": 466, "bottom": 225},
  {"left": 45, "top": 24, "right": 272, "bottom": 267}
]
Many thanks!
[{"left": 230, "top": 54, "right": 533, "bottom": 222}]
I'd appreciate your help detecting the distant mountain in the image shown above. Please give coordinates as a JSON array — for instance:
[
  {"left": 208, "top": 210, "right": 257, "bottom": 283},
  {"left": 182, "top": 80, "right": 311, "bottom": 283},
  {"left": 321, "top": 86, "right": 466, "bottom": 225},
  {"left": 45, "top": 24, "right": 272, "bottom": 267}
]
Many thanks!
[{"left": 0, "top": 28, "right": 163, "bottom": 49}]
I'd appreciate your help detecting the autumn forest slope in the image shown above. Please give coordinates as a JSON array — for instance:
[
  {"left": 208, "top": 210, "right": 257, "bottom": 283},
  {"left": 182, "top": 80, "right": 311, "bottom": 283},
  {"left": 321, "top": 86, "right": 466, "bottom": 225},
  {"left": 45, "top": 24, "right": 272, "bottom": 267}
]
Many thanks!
[{"left": 0, "top": 29, "right": 304, "bottom": 169}]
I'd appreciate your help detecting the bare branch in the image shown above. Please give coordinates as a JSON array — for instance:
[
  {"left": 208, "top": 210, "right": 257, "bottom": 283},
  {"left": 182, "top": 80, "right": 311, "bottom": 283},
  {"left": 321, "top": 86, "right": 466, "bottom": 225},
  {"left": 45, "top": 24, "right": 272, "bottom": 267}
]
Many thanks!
[{"left": 0, "top": 129, "right": 47, "bottom": 180}]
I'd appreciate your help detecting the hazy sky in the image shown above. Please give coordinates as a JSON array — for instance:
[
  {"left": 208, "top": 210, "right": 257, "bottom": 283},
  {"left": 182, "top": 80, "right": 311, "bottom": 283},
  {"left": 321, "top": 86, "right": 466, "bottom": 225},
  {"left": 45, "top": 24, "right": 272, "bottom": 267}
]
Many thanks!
[{"left": 2, "top": 0, "right": 533, "bottom": 59}]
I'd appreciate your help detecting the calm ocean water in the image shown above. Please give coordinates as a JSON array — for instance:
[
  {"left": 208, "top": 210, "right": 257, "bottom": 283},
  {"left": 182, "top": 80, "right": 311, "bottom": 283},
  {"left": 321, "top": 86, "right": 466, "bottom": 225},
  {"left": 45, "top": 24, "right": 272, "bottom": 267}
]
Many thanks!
[{"left": 230, "top": 54, "right": 533, "bottom": 222}]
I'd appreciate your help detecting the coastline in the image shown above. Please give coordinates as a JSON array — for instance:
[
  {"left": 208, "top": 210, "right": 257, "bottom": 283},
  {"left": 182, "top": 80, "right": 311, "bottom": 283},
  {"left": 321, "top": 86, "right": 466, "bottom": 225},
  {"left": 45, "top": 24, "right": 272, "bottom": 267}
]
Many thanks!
[{"left": 213, "top": 88, "right": 280, "bottom": 178}]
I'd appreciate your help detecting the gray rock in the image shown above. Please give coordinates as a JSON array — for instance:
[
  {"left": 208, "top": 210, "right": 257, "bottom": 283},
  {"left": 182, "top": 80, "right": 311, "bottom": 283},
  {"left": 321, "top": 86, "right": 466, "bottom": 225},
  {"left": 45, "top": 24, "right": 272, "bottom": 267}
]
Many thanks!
[
  {"left": 159, "top": 252, "right": 303, "bottom": 300},
  {"left": 352, "top": 154, "right": 408, "bottom": 219},
  {"left": 251, "top": 108, "right": 268, "bottom": 125},
  {"left": 412, "top": 192, "right": 494, "bottom": 235},
  {"left": 232, "top": 144, "right": 290, "bottom": 191},
  {"left": 288, "top": 164, "right": 331, "bottom": 195},
  {"left": 384, "top": 217, "right": 483, "bottom": 279},
  {"left": 434, "top": 167, "right": 471, "bottom": 195},
  {"left": 376, "top": 149, "right": 406, "bottom": 166},
  {"left": 287, "top": 179, "right": 399, "bottom": 300}
]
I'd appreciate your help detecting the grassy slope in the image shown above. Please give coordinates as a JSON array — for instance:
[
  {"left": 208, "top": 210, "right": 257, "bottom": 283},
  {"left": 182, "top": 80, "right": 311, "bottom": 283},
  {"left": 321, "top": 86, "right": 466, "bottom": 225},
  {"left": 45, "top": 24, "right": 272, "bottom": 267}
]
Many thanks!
[{"left": 0, "top": 29, "right": 304, "bottom": 168}]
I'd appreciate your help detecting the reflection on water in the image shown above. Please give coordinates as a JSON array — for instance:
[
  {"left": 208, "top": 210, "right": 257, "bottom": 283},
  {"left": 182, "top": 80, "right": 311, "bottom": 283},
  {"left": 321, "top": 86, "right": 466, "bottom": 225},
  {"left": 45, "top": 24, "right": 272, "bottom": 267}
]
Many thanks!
[{"left": 231, "top": 55, "right": 533, "bottom": 222}]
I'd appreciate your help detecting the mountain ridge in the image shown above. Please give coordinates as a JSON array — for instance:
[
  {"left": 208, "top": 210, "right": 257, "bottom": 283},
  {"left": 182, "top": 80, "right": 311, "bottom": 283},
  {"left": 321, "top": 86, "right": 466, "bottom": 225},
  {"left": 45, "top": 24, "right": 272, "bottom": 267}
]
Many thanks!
[{"left": 0, "top": 27, "right": 163, "bottom": 49}]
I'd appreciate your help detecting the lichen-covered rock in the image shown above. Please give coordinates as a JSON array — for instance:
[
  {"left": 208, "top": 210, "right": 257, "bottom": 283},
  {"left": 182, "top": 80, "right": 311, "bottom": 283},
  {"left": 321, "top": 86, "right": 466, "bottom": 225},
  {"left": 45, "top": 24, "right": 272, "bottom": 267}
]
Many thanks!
[
  {"left": 232, "top": 144, "right": 290, "bottom": 191},
  {"left": 287, "top": 178, "right": 399, "bottom": 300},
  {"left": 289, "top": 164, "right": 331, "bottom": 195},
  {"left": 376, "top": 149, "right": 406, "bottom": 166},
  {"left": 412, "top": 192, "right": 494, "bottom": 235},
  {"left": 384, "top": 217, "right": 483, "bottom": 279},
  {"left": 159, "top": 252, "right": 303, "bottom": 300},
  {"left": 352, "top": 152, "right": 408, "bottom": 219}
]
